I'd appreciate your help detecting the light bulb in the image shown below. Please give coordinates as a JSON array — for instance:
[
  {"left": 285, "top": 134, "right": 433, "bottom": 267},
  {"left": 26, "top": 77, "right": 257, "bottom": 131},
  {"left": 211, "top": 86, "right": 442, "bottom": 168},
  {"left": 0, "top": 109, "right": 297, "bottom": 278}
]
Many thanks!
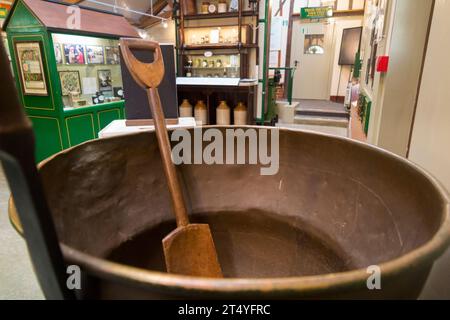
[{"left": 138, "top": 29, "right": 148, "bottom": 39}]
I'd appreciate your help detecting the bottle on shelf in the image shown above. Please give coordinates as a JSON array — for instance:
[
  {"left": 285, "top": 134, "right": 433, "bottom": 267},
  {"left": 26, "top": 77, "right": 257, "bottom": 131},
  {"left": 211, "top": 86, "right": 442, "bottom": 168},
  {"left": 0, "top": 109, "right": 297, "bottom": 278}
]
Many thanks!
[
  {"left": 186, "top": 60, "right": 193, "bottom": 77},
  {"left": 179, "top": 99, "right": 193, "bottom": 117},
  {"left": 218, "top": 0, "right": 227, "bottom": 13},
  {"left": 201, "top": 2, "right": 210, "bottom": 14},
  {"left": 229, "top": 0, "right": 239, "bottom": 12},
  {"left": 234, "top": 102, "right": 247, "bottom": 125},
  {"left": 216, "top": 101, "right": 231, "bottom": 125},
  {"left": 195, "top": 100, "right": 208, "bottom": 125}
]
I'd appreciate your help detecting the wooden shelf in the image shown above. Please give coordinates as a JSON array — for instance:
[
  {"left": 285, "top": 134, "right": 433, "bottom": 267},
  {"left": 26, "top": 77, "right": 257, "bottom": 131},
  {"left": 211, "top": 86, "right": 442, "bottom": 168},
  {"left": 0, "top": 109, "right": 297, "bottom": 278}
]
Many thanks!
[
  {"left": 183, "top": 11, "right": 257, "bottom": 20},
  {"left": 176, "top": 3, "right": 260, "bottom": 79},
  {"left": 183, "top": 43, "right": 257, "bottom": 50},
  {"left": 185, "top": 66, "right": 239, "bottom": 69}
]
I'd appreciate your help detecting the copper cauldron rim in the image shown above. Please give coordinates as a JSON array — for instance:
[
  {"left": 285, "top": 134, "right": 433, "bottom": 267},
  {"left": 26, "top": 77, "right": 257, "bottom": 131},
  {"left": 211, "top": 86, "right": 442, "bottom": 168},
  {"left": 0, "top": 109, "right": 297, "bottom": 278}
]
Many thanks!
[{"left": 10, "top": 126, "right": 450, "bottom": 295}]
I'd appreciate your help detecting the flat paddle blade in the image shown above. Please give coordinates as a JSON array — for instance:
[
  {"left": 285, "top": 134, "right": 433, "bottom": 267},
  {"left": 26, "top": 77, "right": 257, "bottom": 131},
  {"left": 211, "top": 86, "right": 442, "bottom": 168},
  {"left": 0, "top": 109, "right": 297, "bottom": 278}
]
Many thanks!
[{"left": 163, "top": 224, "right": 223, "bottom": 278}]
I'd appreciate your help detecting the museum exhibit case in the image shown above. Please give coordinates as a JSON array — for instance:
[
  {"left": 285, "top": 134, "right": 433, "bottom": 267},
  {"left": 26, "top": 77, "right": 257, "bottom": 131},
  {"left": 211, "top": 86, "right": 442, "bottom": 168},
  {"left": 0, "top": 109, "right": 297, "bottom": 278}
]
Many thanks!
[{"left": 3, "top": 0, "right": 139, "bottom": 162}]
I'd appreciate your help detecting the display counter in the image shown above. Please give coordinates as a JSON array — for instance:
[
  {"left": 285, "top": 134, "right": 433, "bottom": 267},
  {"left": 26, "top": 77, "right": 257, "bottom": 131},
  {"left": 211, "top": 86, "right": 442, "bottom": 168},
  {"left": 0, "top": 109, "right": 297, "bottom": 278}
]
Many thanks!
[{"left": 98, "top": 118, "right": 197, "bottom": 139}]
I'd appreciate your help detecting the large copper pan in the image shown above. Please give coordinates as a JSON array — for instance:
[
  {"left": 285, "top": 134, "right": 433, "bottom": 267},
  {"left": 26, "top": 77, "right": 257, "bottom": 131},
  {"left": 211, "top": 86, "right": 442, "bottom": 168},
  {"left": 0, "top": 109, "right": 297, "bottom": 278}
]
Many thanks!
[{"left": 9, "top": 126, "right": 450, "bottom": 299}]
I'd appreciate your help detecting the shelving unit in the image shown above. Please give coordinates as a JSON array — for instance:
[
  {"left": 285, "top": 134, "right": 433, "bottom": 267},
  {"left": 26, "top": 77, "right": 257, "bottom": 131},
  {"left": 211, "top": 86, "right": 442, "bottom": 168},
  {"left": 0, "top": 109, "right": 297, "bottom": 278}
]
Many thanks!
[
  {"left": 174, "top": 0, "right": 264, "bottom": 125},
  {"left": 176, "top": 1, "right": 260, "bottom": 79},
  {"left": 184, "top": 43, "right": 258, "bottom": 50},
  {"left": 183, "top": 10, "right": 256, "bottom": 20}
]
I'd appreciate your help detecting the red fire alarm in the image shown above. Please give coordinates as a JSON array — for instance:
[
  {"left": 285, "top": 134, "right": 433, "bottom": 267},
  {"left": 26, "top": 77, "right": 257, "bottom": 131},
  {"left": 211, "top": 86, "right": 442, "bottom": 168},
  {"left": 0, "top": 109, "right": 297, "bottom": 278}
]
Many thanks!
[{"left": 376, "top": 56, "right": 390, "bottom": 73}]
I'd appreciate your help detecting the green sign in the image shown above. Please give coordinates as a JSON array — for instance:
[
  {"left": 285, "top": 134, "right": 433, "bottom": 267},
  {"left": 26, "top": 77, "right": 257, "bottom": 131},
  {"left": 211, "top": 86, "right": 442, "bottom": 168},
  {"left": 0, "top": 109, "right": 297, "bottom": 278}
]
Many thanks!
[
  {"left": 0, "top": 8, "right": 8, "bottom": 19},
  {"left": 301, "top": 7, "right": 333, "bottom": 19}
]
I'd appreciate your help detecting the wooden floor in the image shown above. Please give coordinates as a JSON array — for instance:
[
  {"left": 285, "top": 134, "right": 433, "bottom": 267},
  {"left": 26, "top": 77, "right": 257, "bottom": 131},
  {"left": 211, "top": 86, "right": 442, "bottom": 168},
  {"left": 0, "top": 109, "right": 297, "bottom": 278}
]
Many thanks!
[{"left": 349, "top": 103, "right": 368, "bottom": 142}]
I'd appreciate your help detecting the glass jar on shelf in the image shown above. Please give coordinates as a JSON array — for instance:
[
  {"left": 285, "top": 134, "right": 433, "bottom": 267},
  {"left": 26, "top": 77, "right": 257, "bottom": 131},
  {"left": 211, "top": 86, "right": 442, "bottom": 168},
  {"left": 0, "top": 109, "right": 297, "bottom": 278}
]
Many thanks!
[
  {"left": 186, "top": 52, "right": 241, "bottom": 78},
  {"left": 218, "top": 0, "right": 227, "bottom": 13},
  {"left": 201, "top": 2, "right": 210, "bottom": 14}
]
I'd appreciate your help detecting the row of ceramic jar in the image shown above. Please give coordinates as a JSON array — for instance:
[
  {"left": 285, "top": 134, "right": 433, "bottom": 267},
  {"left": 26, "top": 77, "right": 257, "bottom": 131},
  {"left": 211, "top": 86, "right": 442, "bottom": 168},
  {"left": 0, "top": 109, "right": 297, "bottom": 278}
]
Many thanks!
[{"left": 179, "top": 99, "right": 248, "bottom": 126}]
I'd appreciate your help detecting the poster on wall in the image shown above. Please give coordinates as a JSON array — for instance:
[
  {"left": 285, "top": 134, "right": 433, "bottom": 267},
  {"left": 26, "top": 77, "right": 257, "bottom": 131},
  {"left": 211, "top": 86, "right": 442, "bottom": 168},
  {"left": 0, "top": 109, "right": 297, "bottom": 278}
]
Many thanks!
[
  {"left": 54, "top": 44, "right": 63, "bottom": 64},
  {"left": 375, "top": 0, "right": 387, "bottom": 43},
  {"left": 58, "top": 70, "right": 82, "bottom": 96},
  {"left": 339, "top": 27, "right": 363, "bottom": 65},
  {"left": 86, "top": 45, "right": 105, "bottom": 64},
  {"left": 270, "top": 16, "right": 283, "bottom": 51},
  {"left": 82, "top": 77, "right": 98, "bottom": 95},
  {"left": 63, "top": 44, "right": 86, "bottom": 64},
  {"left": 14, "top": 41, "right": 48, "bottom": 96},
  {"left": 105, "top": 46, "right": 120, "bottom": 65},
  {"left": 97, "top": 69, "right": 112, "bottom": 92}
]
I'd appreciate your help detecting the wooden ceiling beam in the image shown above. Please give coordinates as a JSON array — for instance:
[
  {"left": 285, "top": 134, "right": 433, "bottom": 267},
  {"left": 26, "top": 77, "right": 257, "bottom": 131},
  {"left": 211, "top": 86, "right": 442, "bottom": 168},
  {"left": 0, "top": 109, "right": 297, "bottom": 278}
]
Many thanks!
[
  {"left": 139, "top": 10, "right": 172, "bottom": 29},
  {"left": 62, "top": 0, "right": 85, "bottom": 4},
  {"left": 138, "top": 0, "right": 171, "bottom": 28}
]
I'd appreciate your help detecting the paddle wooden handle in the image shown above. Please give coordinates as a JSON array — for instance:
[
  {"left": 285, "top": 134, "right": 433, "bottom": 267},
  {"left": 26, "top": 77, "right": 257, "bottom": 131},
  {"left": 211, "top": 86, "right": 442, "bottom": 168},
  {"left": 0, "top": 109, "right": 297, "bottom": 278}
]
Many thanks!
[{"left": 120, "top": 38, "right": 189, "bottom": 227}]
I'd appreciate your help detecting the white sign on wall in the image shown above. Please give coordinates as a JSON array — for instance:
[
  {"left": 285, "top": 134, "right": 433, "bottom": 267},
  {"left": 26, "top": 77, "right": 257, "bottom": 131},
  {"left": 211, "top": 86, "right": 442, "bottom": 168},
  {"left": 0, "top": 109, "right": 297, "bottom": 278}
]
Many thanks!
[{"left": 270, "top": 16, "right": 284, "bottom": 51}]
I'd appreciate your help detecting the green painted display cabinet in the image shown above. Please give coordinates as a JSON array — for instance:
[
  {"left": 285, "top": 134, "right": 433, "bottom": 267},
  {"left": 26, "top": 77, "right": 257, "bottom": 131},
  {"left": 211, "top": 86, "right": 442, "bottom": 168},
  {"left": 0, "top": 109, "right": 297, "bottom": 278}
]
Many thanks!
[{"left": 3, "top": 0, "right": 139, "bottom": 162}]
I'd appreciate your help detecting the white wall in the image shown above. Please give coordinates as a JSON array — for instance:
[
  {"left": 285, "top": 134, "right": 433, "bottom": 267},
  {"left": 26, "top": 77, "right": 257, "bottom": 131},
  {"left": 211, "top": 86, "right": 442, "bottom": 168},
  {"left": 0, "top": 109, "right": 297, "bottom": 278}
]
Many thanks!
[
  {"left": 375, "top": 0, "right": 433, "bottom": 157},
  {"left": 360, "top": 0, "right": 393, "bottom": 145},
  {"left": 409, "top": 0, "right": 450, "bottom": 192},
  {"left": 328, "top": 17, "right": 363, "bottom": 97},
  {"left": 359, "top": 0, "right": 433, "bottom": 157}
]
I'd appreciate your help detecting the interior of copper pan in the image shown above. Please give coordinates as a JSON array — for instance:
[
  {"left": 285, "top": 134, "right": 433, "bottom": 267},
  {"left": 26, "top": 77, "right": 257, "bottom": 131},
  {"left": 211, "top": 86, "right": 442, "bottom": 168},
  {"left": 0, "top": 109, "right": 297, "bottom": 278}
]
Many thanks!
[{"left": 38, "top": 127, "right": 447, "bottom": 279}]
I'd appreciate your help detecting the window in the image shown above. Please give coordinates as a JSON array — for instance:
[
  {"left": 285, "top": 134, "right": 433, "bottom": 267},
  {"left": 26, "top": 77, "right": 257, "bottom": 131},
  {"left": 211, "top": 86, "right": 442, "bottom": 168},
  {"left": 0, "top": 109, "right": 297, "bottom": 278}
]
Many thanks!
[{"left": 304, "top": 34, "right": 325, "bottom": 54}]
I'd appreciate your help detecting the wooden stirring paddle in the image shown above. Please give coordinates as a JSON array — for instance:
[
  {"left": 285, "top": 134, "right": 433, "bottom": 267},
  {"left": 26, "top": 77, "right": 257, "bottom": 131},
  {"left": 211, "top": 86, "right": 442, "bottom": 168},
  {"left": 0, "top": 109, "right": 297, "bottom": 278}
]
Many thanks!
[{"left": 119, "top": 39, "right": 223, "bottom": 278}]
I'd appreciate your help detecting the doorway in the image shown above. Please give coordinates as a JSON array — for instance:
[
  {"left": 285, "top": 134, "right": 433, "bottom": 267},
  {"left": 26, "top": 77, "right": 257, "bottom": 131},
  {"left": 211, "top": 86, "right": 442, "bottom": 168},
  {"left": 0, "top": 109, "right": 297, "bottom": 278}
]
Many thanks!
[{"left": 291, "top": 21, "right": 334, "bottom": 100}]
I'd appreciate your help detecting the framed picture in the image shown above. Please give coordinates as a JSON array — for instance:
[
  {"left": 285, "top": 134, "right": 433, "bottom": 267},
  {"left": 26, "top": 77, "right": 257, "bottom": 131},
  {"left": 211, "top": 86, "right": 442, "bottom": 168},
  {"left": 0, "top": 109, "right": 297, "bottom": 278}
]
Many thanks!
[
  {"left": 86, "top": 45, "right": 105, "bottom": 64},
  {"left": 54, "top": 43, "right": 63, "bottom": 64},
  {"left": 105, "top": 46, "right": 120, "bottom": 65},
  {"left": 59, "top": 70, "right": 82, "bottom": 96},
  {"left": 63, "top": 44, "right": 86, "bottom": 64},
  {"left": 339, "top": 27, "right": 363, "bottom": 66},
  {"left": 97, "top": 69, "right": 112, "bottom": 92},
  {"left": 14, "top": 41, "right": 48, "bottom": 96}
]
